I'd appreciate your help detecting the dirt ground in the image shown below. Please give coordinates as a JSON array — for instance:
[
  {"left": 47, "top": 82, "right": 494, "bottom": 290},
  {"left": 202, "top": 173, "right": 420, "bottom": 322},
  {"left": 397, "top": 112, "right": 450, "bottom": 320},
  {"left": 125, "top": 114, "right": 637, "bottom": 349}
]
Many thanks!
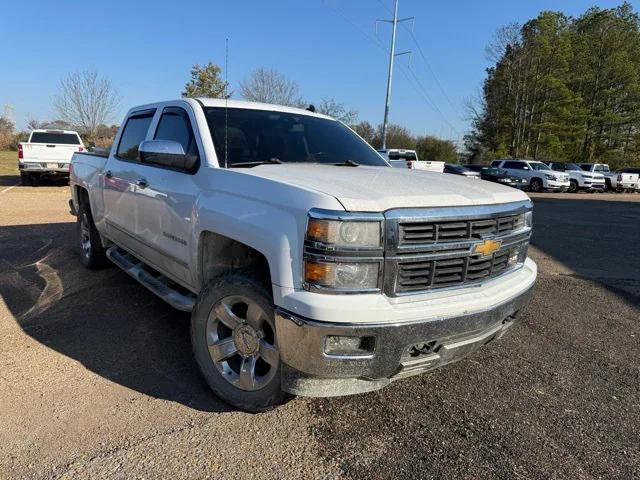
[{"left": 0, "top": 176, "right": 639, "bottom": 479}]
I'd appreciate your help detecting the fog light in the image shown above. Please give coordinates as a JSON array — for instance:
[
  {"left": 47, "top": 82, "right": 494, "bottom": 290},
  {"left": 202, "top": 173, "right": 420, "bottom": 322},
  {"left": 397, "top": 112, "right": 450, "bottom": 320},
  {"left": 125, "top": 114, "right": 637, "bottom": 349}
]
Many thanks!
[{"left": 324, "top": 335, "right": 375, "bottom": 356}]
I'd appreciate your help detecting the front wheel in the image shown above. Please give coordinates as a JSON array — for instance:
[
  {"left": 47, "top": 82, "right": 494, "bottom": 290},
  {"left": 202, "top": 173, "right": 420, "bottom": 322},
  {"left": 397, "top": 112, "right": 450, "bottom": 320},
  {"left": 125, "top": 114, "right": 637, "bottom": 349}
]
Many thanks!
[
  {"left": 529, "top": 178, "right": 543, "bottom": 192},
  {"left": 191, "top": 273, "right": 287, "bottom": 412},
  {"left": 568, "top": 180, "right": 579, "bottom": 193}
]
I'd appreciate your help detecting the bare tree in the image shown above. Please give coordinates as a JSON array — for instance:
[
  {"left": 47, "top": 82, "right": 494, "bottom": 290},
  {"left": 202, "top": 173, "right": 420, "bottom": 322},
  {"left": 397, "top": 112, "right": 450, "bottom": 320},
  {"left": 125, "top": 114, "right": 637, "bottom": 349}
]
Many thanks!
[
  {"left": 239, "top": 68, "right": 304, "bottom": 107},
  {"left": 485, "top": 23, "right": 521, "bottom": 63},
  {"left": 53, "top": 70, "right": 120, "bottom": 138},
  {"left": 316, "top": 97, "right": 358, "bottom": 125}
]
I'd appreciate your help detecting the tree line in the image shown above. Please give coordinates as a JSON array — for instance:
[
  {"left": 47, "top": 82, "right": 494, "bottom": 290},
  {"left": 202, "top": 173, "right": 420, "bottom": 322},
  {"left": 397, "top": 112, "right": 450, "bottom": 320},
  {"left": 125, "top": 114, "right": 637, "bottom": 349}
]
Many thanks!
[{"left": 466, "top": 2, "right": 640, "bottom": 168}]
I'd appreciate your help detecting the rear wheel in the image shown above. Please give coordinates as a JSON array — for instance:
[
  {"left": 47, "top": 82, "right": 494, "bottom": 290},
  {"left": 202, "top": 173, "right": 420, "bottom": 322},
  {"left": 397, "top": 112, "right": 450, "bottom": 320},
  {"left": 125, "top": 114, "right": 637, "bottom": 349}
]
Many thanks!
[
  {"left": 529, "top": 178, "right": 543, "bottom": 192},
  {"left": 20, "top": 174, "right": 31, "bottom": 186},
  {"left": 191, "top": 273, "right": 287, "bottom": 412},
  {"left": 568, "top": 180, "right": 579, "bottom": 193},
  {"left": 76, "top": 202, "right": 109, "bottom": 269}
]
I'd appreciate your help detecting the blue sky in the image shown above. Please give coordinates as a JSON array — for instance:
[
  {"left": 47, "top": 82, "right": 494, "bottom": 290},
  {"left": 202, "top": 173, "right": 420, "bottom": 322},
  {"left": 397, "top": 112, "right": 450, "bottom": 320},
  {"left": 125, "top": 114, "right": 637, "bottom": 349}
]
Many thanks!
[{"left": 0, "top": 0, "right": 631, "bottom": 143}]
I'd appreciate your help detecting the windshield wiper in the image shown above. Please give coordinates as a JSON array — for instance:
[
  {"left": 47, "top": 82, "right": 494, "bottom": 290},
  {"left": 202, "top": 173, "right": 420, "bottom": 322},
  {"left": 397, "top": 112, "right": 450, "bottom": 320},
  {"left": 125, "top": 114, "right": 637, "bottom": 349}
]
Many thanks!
[
  {"left": 228, "top": 158, "right": 283, "bottom": 167},
  {"left": 332, "top": 159, "right": 359, "bottom": 167}
]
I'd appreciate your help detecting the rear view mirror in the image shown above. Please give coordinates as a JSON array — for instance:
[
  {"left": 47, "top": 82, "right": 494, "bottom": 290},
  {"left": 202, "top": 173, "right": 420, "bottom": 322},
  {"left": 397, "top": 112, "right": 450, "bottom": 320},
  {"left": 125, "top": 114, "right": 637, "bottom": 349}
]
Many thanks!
[{"left": 139, "top": 140, "right": 197, "bottom": 170}]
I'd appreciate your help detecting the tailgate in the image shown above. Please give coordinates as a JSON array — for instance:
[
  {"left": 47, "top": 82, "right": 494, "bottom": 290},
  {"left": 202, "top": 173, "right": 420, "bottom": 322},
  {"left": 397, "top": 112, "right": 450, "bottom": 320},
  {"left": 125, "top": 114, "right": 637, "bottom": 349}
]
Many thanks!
[{"left": 22, "top": 143, "right": 80, "bottom": 163}]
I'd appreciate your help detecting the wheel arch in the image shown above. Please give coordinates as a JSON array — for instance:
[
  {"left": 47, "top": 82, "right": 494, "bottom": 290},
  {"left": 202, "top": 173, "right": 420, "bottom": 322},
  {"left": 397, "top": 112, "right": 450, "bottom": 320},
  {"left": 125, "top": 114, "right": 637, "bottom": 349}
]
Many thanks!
[{"left": 197, "top": 230, "right": 274, "bottom": 294}]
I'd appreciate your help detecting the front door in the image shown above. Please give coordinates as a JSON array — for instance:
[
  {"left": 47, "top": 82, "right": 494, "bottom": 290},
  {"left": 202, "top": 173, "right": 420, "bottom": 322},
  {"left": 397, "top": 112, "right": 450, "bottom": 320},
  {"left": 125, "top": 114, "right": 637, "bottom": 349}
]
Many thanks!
[{"left": 131, "top": 106, "right": 202, "bottom": 288}]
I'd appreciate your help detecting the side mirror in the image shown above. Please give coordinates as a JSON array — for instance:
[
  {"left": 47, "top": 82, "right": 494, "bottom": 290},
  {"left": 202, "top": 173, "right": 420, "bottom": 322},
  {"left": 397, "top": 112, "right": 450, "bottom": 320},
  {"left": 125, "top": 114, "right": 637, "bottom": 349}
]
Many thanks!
[{"left": 139, "top": 140, "right": 197, "bottom": 170}]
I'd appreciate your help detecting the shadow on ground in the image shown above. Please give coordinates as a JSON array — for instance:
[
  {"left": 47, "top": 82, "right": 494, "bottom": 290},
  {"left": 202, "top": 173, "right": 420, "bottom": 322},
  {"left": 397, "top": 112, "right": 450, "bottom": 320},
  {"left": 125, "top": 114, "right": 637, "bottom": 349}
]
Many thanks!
[{"left": 0, "top": 221, "right": 230, "bottom": 413}]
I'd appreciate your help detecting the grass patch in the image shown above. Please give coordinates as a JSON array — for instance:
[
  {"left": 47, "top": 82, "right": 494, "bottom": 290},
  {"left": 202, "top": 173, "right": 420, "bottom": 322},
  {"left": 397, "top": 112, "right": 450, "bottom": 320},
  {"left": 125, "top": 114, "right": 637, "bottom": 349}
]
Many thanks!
[{"left": 0, "top": 150, "right": 18, "bottom": 177}]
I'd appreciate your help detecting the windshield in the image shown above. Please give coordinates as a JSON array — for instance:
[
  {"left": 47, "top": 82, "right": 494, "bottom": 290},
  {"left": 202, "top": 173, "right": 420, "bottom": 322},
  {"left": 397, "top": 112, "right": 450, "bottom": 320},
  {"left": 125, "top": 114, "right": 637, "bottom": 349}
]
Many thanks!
[
  {"left": 530, "top": 162, "right": 551, "bottom": 171},
  {"left": 203, "top": 107, "right": 388, "bottom": 167},
  {"left": 564, "top": 163, "right": 583, "bottom": 171},
  {"left": 486, "top": 167, "right": 507, "bottom": 175}
]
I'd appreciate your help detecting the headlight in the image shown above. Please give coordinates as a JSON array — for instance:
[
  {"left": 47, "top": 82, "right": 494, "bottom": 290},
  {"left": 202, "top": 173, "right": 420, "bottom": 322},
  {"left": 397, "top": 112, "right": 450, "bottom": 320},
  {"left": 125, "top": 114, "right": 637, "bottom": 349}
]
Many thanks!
[
  {"left": 307, "top": 218, "right": 381, "bottom": 247},
  {"left": 498, "top": 178, "right": 511, "bottom": 183},
  {"left": 304, "top": 210, "right": 384, "bottom": 293},
  {"left": 304, "top": 260, "right": 379, "bottom": 290},
  {"left": 544, "top": 174, "right": 556, "bottom": 180},
  {"left": 525, "top": 210, "right": 533, "bottom": 228}
]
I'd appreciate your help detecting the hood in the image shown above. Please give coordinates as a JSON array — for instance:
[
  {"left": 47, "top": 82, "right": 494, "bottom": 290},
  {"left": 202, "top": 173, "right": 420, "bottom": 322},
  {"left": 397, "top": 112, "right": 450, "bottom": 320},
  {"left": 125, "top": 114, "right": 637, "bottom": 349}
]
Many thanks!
[{"left": 238, "top": 164, "right": 529, "bottom": 211}]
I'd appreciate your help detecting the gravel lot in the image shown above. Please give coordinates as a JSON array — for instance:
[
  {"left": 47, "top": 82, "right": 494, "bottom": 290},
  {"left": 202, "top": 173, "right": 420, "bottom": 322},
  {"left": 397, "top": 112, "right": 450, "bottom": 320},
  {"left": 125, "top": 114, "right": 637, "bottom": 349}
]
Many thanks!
[{"left": 0, "top": 177, "right": 638, "bottom": 479}]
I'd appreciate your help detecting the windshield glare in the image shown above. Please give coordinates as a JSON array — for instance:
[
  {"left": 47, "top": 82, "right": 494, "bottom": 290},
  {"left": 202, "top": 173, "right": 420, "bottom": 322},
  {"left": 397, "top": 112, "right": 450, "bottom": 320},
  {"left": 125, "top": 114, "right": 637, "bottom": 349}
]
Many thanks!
[
  {"left": 564, "top": 163, "right": 582, "bottom": 171},
  {"left": 204, "top": 107, "right": 389, "bottom": 167},
  {"left": 530, "top": 162, "right": 551, "bottom": 171}
]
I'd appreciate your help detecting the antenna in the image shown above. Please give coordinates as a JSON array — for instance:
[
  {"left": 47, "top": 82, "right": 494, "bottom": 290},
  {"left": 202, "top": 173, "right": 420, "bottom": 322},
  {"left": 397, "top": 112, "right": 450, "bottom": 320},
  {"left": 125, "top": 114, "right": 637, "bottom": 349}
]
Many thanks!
[{"left": 224, "top": 38, "right": 229, "bottom": 169}]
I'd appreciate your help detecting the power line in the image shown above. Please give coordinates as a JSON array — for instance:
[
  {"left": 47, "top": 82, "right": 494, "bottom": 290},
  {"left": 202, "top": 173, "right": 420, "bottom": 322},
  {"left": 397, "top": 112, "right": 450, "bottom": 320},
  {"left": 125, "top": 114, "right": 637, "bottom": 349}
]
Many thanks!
[
  {"left": 376, "top": 0, "right": 463, "bottom": 118},
  {"left": 405, "top": 28, "right": 463, "bottom": 118},
  {"left": 318, "top": 0, "right": 460, "bottom": 139}
]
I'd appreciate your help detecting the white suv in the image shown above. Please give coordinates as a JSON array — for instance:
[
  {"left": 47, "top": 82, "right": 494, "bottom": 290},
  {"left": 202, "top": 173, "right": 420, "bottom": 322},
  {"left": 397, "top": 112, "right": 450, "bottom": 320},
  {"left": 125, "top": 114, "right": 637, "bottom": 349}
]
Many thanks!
[
  {"left": 491, "top": 159, "right": 570, "bottom": 192},
  {"left": 543, "top": 161, "right": 605, "bottom": 193}
]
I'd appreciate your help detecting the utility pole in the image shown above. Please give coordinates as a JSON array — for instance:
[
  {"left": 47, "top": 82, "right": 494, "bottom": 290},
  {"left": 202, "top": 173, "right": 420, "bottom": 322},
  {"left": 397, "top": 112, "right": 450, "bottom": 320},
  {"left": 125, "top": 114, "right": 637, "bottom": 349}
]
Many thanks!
[{"left": 377, "top": 0, "right": 413, "bottom": 149}]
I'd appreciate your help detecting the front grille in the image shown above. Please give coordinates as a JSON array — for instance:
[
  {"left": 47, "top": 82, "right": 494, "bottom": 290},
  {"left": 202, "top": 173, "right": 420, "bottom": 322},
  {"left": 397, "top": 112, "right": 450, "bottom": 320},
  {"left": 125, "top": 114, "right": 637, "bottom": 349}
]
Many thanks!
[
  {"left": 395, "top": 248, "right": 513, "bottom": 293},
  {"left": 385, "top": 202, "right": 532, "bottom": 296},
  {"left": 398, "top": 214, "right": 524, "bottom": 245}
]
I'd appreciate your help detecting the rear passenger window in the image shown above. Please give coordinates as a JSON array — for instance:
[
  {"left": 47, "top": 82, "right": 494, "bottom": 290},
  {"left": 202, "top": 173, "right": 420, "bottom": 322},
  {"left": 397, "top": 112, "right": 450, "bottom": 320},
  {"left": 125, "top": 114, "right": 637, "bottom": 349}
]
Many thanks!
[
  {"left": 503, "top": 161, "right": 524, "bottom": 170},
  {"left": 154, "top": 107, "right": 200, "bottom": 169},
  {"left": 116, "top": 111, "right": 155, "bottom": 161}
]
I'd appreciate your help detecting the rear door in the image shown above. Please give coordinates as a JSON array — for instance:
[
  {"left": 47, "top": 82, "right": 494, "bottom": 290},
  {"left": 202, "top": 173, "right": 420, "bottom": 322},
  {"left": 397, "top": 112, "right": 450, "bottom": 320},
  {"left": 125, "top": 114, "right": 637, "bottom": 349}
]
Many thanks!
[
  {"left": 103, "top": 109, "right": 155, "bottom": 253},
  {"left": 130, "top": 105, "right": 202, "bottom": 287},
  {"left": 23, "top": 131, "right": 83, "bottom": 165},
  {"left": 501, "top": 161, "right": 531, "bottom": 181}
]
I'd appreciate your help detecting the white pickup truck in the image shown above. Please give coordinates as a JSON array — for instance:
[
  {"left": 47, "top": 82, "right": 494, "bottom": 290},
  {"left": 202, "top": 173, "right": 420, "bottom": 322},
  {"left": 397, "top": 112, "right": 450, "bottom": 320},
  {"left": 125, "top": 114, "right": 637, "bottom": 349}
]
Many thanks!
[
  {"left": 377, "top": 148, "right": 445, "bottom": 172},
  {"left": 70, "top": 99, "right": 537, "bottom": 411},
  {"left": 18, "top": 129, "right": 85, "bottom": 185},
  {"left": 579, "top": 163, "right": 639, "bottom": 192}
]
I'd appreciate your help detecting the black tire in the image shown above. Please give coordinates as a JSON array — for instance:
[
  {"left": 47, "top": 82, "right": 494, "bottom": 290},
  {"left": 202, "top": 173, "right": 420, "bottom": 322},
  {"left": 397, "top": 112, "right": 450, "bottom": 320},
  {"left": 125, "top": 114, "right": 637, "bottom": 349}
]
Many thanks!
[
  {"left": 30, "top": 174, "right": 40, "bottom": 187},
  {"left": 191, "top": 273, "right": 288, "bottom": 412},
  {"left": 20, "top": 174, "right": 31, "bottom": 186},
  {"left": 603, "top": 179, "right": 611, "bottom": 192},
  {"left": 530, "top": 178, "right": 543, "bottom": 192},
  {"left": 568, "top": 180, "right": 579, "bottom": 193},
  {"left": 76, "top": 202, "right": 109, "bottom": 269}
]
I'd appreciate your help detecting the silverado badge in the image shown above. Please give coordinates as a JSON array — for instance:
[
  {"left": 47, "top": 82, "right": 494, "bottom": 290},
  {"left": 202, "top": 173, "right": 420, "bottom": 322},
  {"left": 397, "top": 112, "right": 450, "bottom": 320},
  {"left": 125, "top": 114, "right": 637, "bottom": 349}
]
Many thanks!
[{"left": 474, "top": 239, "right": 502, "bottom": 257}]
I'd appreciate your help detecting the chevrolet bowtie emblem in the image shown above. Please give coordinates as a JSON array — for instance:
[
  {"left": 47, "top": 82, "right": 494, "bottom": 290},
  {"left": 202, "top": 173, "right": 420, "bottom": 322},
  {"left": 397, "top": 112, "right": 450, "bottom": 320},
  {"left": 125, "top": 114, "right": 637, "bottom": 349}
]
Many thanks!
[{"left": 473, "top": 239, "right": 502, "bottom": 257}]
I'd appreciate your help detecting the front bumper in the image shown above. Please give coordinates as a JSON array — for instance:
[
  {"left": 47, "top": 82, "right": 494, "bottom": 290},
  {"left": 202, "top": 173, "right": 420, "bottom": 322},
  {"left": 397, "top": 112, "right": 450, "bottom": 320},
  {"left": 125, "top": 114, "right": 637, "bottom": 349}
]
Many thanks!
[
  {"left": 546, "top": 179, "right": 570, "bottom": 190},
  {"left": 277, "top": 281, "right": 534, "bottom": 397}
]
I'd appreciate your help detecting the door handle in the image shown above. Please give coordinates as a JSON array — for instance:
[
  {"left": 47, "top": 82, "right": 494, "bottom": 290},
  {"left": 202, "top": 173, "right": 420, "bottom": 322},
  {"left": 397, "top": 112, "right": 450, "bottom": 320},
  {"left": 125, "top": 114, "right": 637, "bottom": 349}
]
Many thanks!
[
  {"left": 136, "top": 178, "right": 149, "bottom": 189},
  {"left": 105, "top": 170, "right": 113, "bottom": 178}
]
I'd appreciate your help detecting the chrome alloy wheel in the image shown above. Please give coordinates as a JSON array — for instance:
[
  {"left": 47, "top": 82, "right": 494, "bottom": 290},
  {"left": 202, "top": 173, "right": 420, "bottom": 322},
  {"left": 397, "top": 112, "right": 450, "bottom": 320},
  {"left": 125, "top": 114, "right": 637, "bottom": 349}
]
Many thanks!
[
  {"left": 80, "top": 214, "right": 92, "bottom": 259},
  {"left": 206, "top": 295, "right": 279, "bottom": 391}
]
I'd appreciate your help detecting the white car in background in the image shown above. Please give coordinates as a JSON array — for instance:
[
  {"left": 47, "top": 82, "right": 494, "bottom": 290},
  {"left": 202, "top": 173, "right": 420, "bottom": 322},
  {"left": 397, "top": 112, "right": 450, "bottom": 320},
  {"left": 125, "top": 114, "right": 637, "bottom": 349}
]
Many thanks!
[
  {"left": 542, "top": 161, "right": 605, "bottom": 193},
  {"left": 18, "top": 129, "right": 85, "bottom": 185},
  {"left": 377, "top": 149, "right": 444, "bottom": 172},
  {"left": 580, "top": 163, "right": 639, "bottom": 192},
  {"left": 491, "top": 159, "right": 570, "bottom": 192}
]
